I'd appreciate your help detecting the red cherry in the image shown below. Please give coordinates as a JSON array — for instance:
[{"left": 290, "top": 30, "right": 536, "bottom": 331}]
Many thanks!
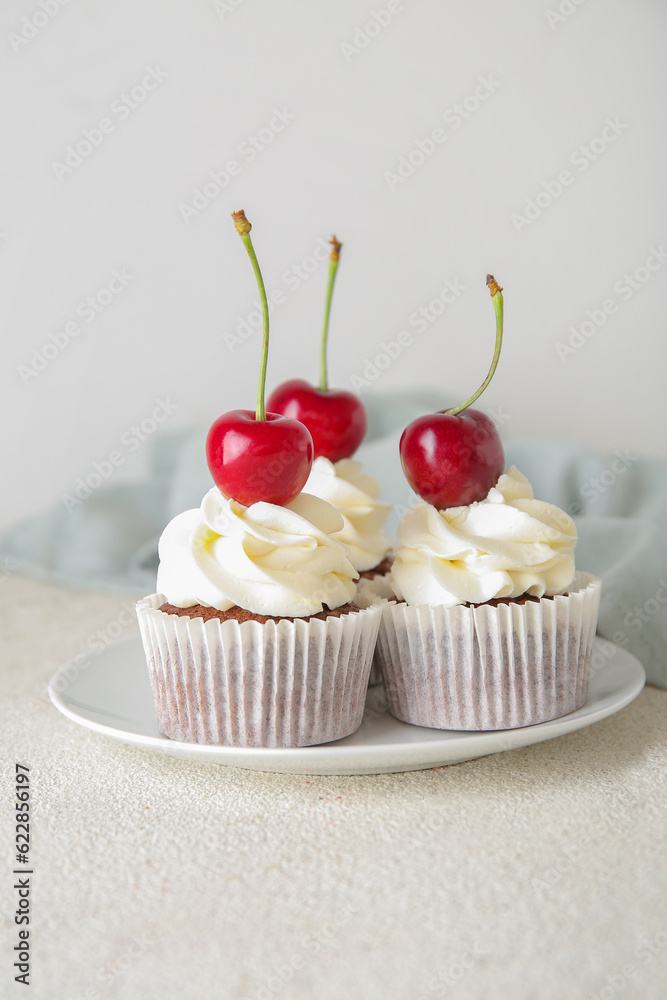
[
  {"left": 399, "top": 275, "right": 506, "bottom": 509},
  {"left": 267, "top": 379, "right": 367, "bottom": 463},
  {"left": 400, "top": 408, "right": 504, "bottom": 509},
  {"left": 206, "top": 409, "right": 313, "bottom": 508},
  {"left": 267, "top": 236, "right": 367, "bottom": 462},
  {"left": 211, "top": 211, "right": 314, "bottom": 507}
]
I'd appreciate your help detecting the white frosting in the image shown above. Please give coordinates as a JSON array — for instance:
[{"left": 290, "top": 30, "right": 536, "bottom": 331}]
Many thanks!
[
  {"left": 303, "top": 457, "right": 392, "bottom": 572},
  {"left": 156, "top": 488, "right": 358, "bottom": 617},
  {"left": 392, "top": 466, "right": 577, "bottom": 607}
]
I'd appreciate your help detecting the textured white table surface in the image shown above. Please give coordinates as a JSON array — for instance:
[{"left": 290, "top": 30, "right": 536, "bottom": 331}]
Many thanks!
[{"left": 1, "top": 576, "right": 666, "bottom": 1000}]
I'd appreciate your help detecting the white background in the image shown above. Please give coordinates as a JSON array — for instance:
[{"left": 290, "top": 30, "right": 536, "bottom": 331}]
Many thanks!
[{"left": 2, "top": 0, "right": 666, "bottom": 530}]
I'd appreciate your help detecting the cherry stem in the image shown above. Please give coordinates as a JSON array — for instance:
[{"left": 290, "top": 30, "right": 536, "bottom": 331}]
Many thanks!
[
  {"left": 232, "top": 210, "right": 270, "bottom": 421},
  {"left": 319, "top": 236, "right": 342, "bottom": 392},
  {"left": 446, "top": 275, "right": 504, "bottom": 417}
]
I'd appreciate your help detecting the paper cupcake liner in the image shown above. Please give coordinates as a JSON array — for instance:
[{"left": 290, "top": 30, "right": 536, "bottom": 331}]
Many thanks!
[
  {"left": 374, "top": 572, "right": 601, "bottom": 731},
  {"left": 355, "top": 574, "right": 396, "bottom": 686},
  {"left": 136, "top": 595, "right": 382, "bottom": 748}
]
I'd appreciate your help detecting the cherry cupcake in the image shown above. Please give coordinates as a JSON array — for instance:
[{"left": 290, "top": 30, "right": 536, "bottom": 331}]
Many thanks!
[
  {"left": 136, "top": 212, "right": 381, "bottom": 747},
  {"left": 375, "top": 277, "right": 601, "bottom": 730},
  {"left": 137, "top": 489, "right": 382, "bottom": 747}
]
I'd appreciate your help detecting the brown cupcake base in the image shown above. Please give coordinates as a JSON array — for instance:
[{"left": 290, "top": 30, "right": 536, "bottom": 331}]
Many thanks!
[
  {"left": 158, "top": 601, "right": 360, "bottom": 625},
  {"left": 358, "top": 556, "right": 394, "bottom": 581},
  {"left": 464, "top": 592, "right": 569, "bottom": 608}
]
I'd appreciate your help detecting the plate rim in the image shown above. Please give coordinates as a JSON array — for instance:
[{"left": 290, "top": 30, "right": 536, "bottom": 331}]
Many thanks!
[{"left": 48, "top": 637, "right": 646, "bottom": 775}]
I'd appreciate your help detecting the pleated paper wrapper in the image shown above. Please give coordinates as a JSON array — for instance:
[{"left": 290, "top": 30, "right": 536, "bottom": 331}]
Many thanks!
[
  {"left": 136, "top": 594, "right": 382, "bottom": 748},
  {"left": 374, "top": 572, "right": 601, "bottom": 731},
  {"left": 356, "top": 573, "right": 396, "bottom": 686}
]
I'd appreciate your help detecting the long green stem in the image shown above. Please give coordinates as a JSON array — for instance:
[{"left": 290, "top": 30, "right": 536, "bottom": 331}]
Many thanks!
[
  {"left": 319, "top": 236, "right": 342, "bottom": 392},
  {"left": 446, "top": 275, "right": 504, "bottom": 417},
  {"left": 232, "top": 210, "right": 270, "bottom": 421}
]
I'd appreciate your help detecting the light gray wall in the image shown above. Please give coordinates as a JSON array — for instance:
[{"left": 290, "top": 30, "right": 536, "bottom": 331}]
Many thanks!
[{"left": 3, "top": 0, "right": 666, "bottom": 528}]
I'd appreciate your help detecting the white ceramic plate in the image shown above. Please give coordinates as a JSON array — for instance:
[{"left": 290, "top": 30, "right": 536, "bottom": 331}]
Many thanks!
[{"left": 48, "top": 638, "right": 645, "bottom": 775}]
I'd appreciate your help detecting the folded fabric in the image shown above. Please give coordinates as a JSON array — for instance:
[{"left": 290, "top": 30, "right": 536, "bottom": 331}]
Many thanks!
[{"left": 3, "top": 395, "right": 666, "bottom": 688}]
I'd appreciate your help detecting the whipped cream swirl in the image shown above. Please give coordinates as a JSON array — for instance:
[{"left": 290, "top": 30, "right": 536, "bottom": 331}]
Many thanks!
[
  {"left": 156, "top": 488, "right": 358, "bottom": 617},
  {"left": 392, "top": 466, "right": 576, "bottom": 607},
  {"left": 304, "top": 457, "right": 392, "bottom": 572}
]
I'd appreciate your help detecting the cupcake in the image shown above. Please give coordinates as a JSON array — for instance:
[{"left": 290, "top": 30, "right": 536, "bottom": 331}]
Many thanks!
[
  {"left": 378, "top": 274, "right": 601, "bottom": 730},
  {"left": 136, "top": 209, "right": 384, "bottom": 748},
  {"left": 137, "top": 488, "right": 382, "bottom": 747},
  {"left": 376, "top": 467, "right": 601, "bottom": 730}
]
